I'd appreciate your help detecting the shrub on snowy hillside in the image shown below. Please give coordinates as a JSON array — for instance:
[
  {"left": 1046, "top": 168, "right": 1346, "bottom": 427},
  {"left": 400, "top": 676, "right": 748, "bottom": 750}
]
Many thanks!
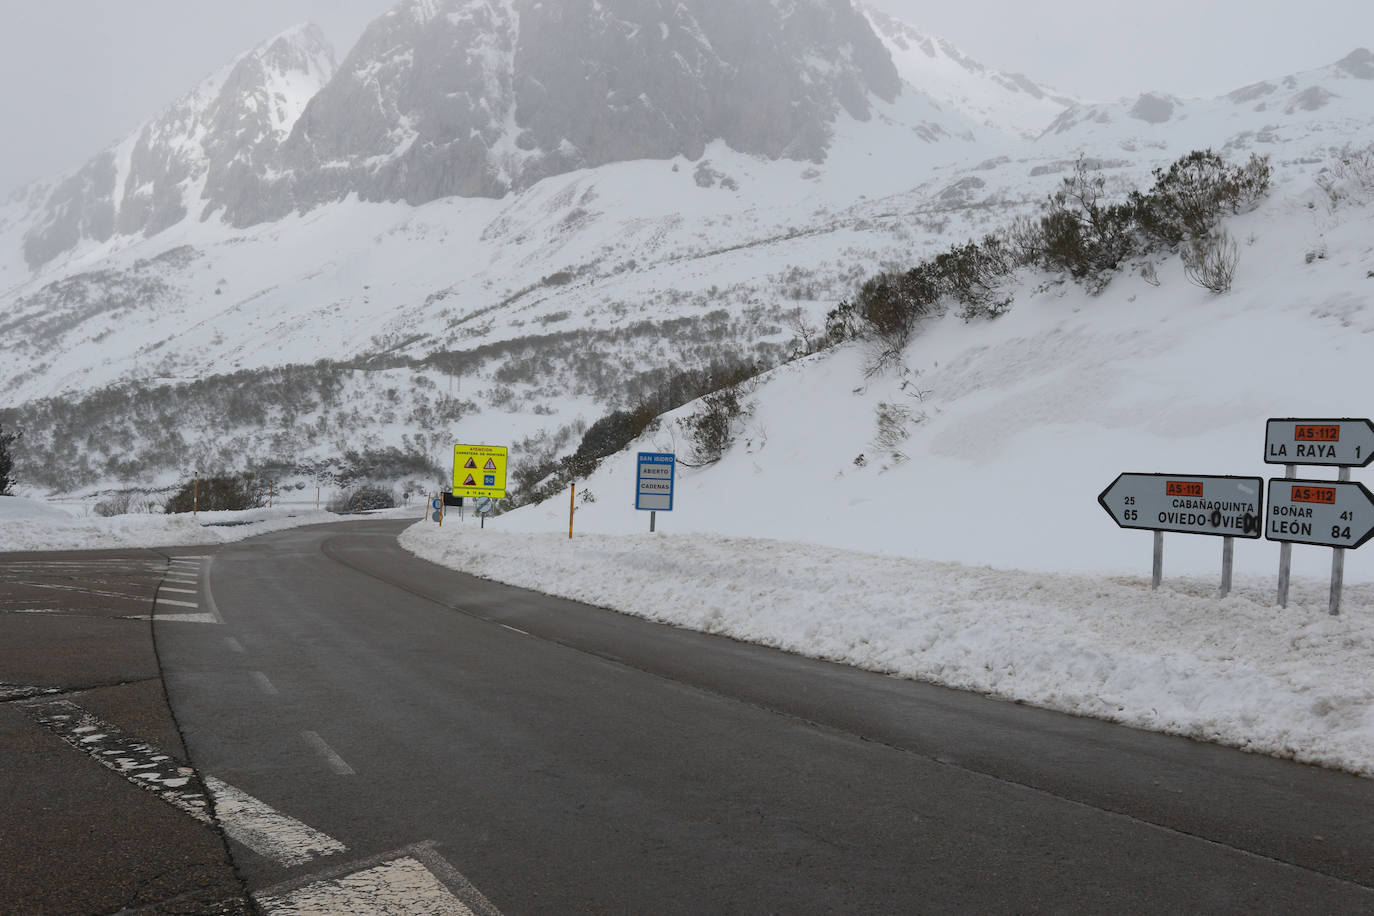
[
  {"left": 0, "top": 422, "right": 20, "bottom": 495},
  {"left": 830, "top": 149, "right": 1274, "bottom": 351},
  {"left": 164, "top": 474, "right": 266, "bottom": 513},
  {"left": 1130, "top": 150, "right": 1271, "bottom": 247}
]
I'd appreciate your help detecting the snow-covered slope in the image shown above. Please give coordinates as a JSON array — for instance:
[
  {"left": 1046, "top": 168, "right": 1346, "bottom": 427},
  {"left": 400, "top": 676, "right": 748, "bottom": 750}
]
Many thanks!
[
  {"left": 861, "top": 4, "right": 1076, "bottom": 138},
  {"left": 497, "top": 153, "right": 1374, "bottom": 588}
]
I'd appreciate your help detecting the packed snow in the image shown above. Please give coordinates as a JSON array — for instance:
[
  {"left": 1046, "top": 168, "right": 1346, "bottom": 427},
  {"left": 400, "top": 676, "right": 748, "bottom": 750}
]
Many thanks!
[{"left": 0, "top": 495, "right": 418, "bottom": 552}]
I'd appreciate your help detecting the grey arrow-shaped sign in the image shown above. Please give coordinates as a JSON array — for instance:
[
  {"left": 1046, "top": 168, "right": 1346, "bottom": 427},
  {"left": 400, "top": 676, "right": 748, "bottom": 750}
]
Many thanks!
[
  {"left": 1098, "top": 473, "right": 1264, "bottom": 539},
  {"left": 1264, "top": 418, "right": 1374, "bottom": 467},
  {"left": 1264, "top": 478, "right": 1374, "bottom": 549}
]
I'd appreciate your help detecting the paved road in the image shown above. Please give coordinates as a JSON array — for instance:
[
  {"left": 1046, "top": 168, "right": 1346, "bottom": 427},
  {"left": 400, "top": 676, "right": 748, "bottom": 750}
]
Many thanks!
[
  {"left": 0, "top": 549, "right": 248, "bottom": 914},
  {"left": 153, "top": 519, "right": 1374, "bottom": 914}
]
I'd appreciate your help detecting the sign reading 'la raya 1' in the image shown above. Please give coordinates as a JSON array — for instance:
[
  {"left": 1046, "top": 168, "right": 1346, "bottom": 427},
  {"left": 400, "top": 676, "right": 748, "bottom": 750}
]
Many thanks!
[{"left": 1265, "top": 418, "right": 1374, "bottom": 467}]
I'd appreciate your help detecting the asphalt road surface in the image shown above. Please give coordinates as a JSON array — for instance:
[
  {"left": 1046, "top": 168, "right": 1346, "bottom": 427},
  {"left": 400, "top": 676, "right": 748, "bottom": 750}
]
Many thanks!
[{"left": 140, "top": 519, "right": 1374, "bottom": 914}]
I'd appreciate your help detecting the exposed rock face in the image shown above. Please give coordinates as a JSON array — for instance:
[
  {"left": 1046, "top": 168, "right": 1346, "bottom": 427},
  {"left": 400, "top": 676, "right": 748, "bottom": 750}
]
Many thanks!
[
  {"left": 21, "top": 0, "right": 902, "bottom": 261},
  {"left": 1336, "top": 48, "right": 1374, "bottom": 80},
  {"left": 1128, "top": 93, "right": 1177, "bottom": 124},
  {"left": 22, "top": 24, "right": 336, "bottom": 268},
  {"left": 229, "top": 0, "right": 900, "bottom": 225}
]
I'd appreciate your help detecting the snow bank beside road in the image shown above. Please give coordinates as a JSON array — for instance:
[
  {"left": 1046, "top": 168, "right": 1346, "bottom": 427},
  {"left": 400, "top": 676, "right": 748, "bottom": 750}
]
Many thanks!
[
  {"left": 0, "top": 495, "right": 418, "bottom": 552},
  {"left": 401, "top": 521, "right": 1374, "bottom": 778}
]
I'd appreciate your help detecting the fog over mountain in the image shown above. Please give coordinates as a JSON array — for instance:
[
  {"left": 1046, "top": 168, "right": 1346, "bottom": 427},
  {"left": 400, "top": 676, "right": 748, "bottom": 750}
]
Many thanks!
[{"left": 14, "top": 0, "right": 907, "bottom": 266}]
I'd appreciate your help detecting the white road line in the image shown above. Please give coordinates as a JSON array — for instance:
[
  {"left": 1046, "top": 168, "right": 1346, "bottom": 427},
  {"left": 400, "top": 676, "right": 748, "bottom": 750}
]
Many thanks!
[
  {"left": 500, "top": 624, "right": 530, "bottom": 636},
  {"left": 157, "top": 598, "right": 201, "bottom": 608},
  {"left": 251, "top": 672, "right": 279, "bottom": 696},
  {"left": 205, "top": 776, "right": 348, "bottom": 867},
  {"left": 197, "top": 557, "right": 225, "bottom": 624},
  {"left": 24, "top": 702, "right": 347, "bottom": 869},
  {"left": 302, "top": 731, "right": 356, "bottom": 776},
  {"left": 0, "top": 683, "right": 61, "bottom": 701},
  {"left": 22, "top": 701, "right": 213, "bottom": 823},
  {"left": 139, "top": 612, "right": 220, "bottom": 624},
  {"left": 255, "top": 856, "right": 477, "bottom": 915},
  {"left": 251, "top": 842, "right": 502, "bottom": 916},
  {"left": 165, "top": 577, "right": 198, "bottom": 584},
  {"left": 160, "top": 587, "right": 198, "bottom": 594},
  {"left": 225, "top": 637, "right": 246, "bottom": 653}
]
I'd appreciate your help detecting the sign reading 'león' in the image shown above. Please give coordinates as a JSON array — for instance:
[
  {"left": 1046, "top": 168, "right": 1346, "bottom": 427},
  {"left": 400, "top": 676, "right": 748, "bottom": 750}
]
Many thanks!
[
  {"left": 1098, "top": 473, "right": 1263, "bottom": 538},
  {"left": 1264, "top": 478, "right": 1374, "bottom": 549}
]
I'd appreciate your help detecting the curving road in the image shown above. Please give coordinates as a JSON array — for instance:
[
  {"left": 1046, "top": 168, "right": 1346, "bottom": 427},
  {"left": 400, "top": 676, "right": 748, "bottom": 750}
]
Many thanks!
[{"left": 155, "top": 519, "right": 1374, "bottom": 913}]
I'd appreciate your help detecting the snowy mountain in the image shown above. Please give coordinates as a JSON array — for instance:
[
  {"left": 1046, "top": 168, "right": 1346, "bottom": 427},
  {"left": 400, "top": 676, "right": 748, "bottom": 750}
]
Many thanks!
[
  {"left": 0, "top": 0, "right": 1371, "bottom": 519},
  {"left": 16, "top": 24, "right": 335, "bottom": 270},
  {"left": 860, "top": 4, "right": 1076, "bottom": 138}
]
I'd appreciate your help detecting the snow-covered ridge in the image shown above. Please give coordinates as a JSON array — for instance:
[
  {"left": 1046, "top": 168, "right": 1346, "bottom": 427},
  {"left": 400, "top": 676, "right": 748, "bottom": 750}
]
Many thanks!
[
  {"left": 15, "top": 22, "right": 336, "bottom": 271},
  {"left": 860, "top": 3, "right": 1076, "bottom": 139}
]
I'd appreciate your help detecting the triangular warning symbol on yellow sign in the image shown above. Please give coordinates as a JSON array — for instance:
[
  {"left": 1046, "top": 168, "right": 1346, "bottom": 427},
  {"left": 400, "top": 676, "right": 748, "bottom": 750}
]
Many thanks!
[
  {"left": 463, "top": 474, "right": 477, "bottom": 486},
  {"left": 484, "top": 458, "right": 498, "bottom": 470},
  {"left": 464, "top": 458, "right": 478, "bottom": 469}
]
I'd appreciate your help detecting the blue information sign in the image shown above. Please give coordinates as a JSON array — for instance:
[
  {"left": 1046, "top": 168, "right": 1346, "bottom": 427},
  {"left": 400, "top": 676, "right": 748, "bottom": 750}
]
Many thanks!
[{"left": 636, "top": 452, "right": 675, "bottom": 511}]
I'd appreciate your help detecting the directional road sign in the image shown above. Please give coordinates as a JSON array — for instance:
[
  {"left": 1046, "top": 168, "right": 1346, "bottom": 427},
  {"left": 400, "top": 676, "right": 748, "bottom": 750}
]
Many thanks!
[
  {"left": 636, "top": 452, "right": 675, "bottom": 511},
  {"left": 453, "top": 444, "right": 507, "bottom": 499},
  {"left": 1264, "top": 478, "right": 1374, "bottom": 549},
  {"left": 1264, "top": 418, "right": 1374, "bottom": 467},
  {"left": 1098, "top": 473, "right": 1263, "bottom": 538}
]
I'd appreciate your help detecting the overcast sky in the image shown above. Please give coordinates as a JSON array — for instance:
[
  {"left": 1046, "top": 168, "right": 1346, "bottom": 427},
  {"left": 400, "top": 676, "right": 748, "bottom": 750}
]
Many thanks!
[{"left": 1, "top": 1, "right": 1369, "bottom": 194}]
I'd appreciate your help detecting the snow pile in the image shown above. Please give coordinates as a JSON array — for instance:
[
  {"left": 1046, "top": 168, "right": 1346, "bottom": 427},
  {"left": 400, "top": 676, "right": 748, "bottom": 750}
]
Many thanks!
[
  {"left": 0, "top": 496, "right": 419, "bottom": 552},
  {"left": 400, "top": 522, "right": 1374, "bottom": 777}
]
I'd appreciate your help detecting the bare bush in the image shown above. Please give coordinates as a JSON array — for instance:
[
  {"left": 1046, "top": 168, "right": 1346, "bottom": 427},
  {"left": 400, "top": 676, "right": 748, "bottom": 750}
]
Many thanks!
[{"left": 1182, "top": 231, "right": 1239, "bottom": 293}]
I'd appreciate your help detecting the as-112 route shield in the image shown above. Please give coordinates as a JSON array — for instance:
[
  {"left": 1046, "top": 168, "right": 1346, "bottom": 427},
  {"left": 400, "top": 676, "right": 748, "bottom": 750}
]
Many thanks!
[{"left": 1098, "top": 473, "right": 1263, "bottom": 539}]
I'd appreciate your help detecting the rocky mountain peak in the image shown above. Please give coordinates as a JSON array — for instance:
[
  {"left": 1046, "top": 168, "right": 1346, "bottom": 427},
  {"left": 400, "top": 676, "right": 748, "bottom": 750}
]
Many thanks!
[
  {"left": 224, "top": 0, "right": 901, "bottom": 226},
  {"left": 22, "top": 23, "right": 336, "bottom": 268}
]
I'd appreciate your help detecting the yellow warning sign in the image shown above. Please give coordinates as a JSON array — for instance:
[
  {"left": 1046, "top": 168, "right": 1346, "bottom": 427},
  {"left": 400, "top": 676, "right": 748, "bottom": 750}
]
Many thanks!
[{"left": 453, "top": 444, "right": 508, "bottom": 499}]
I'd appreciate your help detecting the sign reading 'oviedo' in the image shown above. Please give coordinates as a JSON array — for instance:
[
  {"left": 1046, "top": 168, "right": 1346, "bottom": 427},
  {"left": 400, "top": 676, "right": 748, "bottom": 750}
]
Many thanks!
[{"left": 1098, "top": 473, "right": 1264, "bottom": 538}]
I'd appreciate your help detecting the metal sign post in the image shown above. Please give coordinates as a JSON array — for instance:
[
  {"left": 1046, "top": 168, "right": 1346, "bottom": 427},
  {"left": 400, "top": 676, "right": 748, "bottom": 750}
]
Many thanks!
[
  {"left": 1276, "top": 464, "right": 1296, "bottom": 607},
  {"left": 1099, "top": 473, "right": 1263, "bottom": 591},
  {"left": 1220, "top": 537, "right": 1235, "bottom": 597}
]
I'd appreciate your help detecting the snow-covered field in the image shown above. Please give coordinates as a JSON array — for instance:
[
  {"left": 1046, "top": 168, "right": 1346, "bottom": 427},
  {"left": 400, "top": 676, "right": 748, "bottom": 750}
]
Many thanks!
[{"left": 0, "top": 495, "right": 419, "bottom": 552}]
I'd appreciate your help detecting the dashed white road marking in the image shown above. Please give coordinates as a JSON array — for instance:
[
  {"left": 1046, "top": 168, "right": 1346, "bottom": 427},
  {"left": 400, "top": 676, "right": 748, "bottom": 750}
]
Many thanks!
[
  {"left": 160, "top": 587, "right": 198, "bottom": 595},
  {"left": 302, "top": 730, "right": 356, "bottom": 776},
  {"left": 157, "top": 597, "right": 201, "bottom": 609},
  {"left": 500, "top": 624, "right": 530, "bottom": 636}
]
